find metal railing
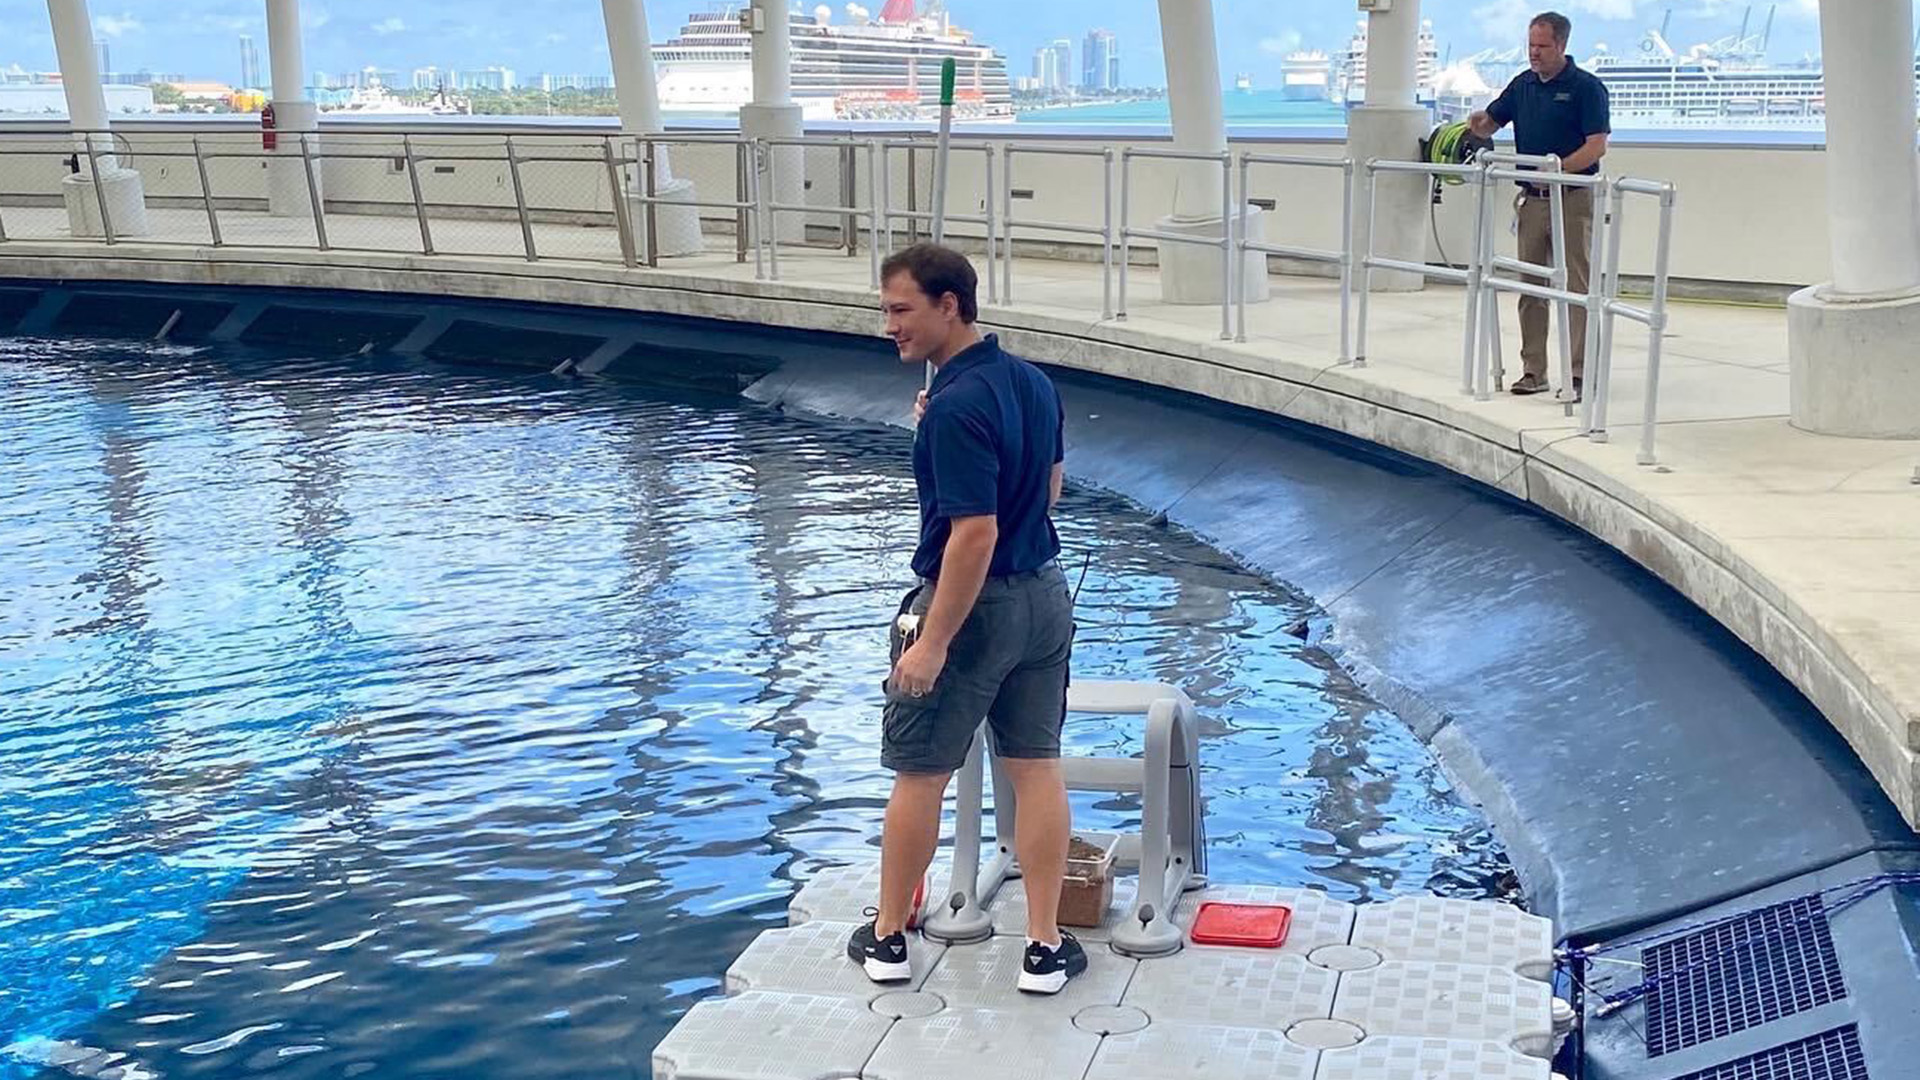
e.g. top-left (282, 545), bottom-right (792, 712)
top-left (1597, 177), bottom-right (1678, 465)
top-left (758, 135), bottom-right (882, 288)
top-left (0, 125), bottom-right (1680, 465)
top-left (1354, 158), bottom-right (1490, 386)
top-left (877, 137), bottom-right (997, 303)
top-left (997, 143), bottom-right (1114, 320)
top-left (1475, 152), bottom-right (1608, 412)
top-left (1117, 146), bottom-right (1235, 340)
top-left (1234, 153), bottom-right (1353, 358)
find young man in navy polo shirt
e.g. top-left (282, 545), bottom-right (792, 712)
top-left (844, 243), bottom-right (1085, 995)
top-left (1470, 10), bottom-right (1610, 402)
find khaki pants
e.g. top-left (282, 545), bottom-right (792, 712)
top-left (1515, 186), bottom-right (1593, 382)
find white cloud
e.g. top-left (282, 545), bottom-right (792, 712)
top-left (371, 17), bottom-right (405, 36)
top-left (93, 13), bottom-right (140, 38)
top-left (304, 8), bottom-right (332, 31)
top-left (544, 32), bottom-right (567, 45)
top-left (1472, 0), bottom-right (1532, 43)
top-left (845, 3), bottom-right (870, 22)
top-left (1259, 30), bottom-right (1303, 57)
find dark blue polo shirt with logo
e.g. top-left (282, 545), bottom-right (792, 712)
top-left (1487, 57), bottom-right (1610, 175)
top-left (911, 334), bottom-right (1064, 580)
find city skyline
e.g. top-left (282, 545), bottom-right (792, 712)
top-left (0, 0), bottom-right (1879, 95)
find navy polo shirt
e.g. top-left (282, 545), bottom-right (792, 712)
top-left (910, 334), bottom-right (1064, 580)
top-left (1486, 57), bottom-right (1610, 175)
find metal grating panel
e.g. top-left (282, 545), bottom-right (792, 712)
top-left (1671, 1026), bottom-right (1868, 1080)
top-left (1645, 896), bottom-right (1847, 1057)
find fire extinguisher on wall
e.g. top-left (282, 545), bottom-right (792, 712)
top-left (261, 103), bottom-right (277, 152)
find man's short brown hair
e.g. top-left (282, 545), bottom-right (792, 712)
top-left (881, 242), bottom-right (978, 324)
top-left (1532, 11), bottom-right (1571, 45)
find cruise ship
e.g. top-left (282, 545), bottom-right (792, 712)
top-left (653, 0), bottom-right (1013, 121)
top-left (1338, 18), bottom-right (1441, 107)
top-left (1278, 50), bottom-right (1332, 102)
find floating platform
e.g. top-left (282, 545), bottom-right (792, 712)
top-left (653, 860), bottom-right (1566, 1080)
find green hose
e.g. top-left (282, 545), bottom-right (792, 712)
top-left (1427, 120), bottom-right (1473, 185)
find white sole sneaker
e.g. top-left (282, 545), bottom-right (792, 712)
top-left (862, 956), bottom-right (913, 983)
top-left (1016, 968), bottom-right (1069, 995)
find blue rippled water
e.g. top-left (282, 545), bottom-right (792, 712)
top-left (0, 335), bottom-right (1511, 1079)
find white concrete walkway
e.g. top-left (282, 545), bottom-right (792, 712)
top-left (1, 207), bottom-right (1914, 825)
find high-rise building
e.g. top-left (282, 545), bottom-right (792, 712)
top-left (456, 67), bottom-right (516, 92)
top-left (1082, 29), bottom-right (1118, 91)
top-left (238, 35), bottom-right (260, 89)
top-left (95, 42), bottom-right (109, 79)
top-left (1031, 39), bottom-right (1071, 91)
top-left (537, 73), bottom-right (614, 92)
top-left (412, 66), bottom-right (442, 91)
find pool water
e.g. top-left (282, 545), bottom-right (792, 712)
top-left (0, 336), bottom-right (1511, 1079)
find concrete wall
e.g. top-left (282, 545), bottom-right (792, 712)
top-left (0, 120), bottom-right (1835, 289)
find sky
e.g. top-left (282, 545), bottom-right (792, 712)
top-left (0, 0), bottom-right (1865, 88)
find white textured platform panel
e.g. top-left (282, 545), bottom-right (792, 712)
top-left (654, 871), bottom-right (1559, 1080)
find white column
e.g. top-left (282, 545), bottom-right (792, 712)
top-left (741, 0), bottom-right (805, 242)
top-left (1364, 2), bottom-right (1419, 106)
top-left (1817, 0), bottom-right (1920, 297)
top-left (599, 0), bottom-right (703, 257)
top-left (264, 0), bottom-right (318, 218)
top-left (47, 0), bottom-right (147, 236)
top-left (1149, 0), bottom-right (1268, 306)
top-left (602, 0), bottom-right (665, 138)
top-left (1787, 0), bottom-right (1920, 437)
top-left (1346, 0), bottom-right (1427, 291)
top-left (1155, 0), bottom-right (1225, 218)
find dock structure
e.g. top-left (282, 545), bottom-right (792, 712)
top-left (655, 679), bottom-right (1565, 1080)
top-left (654, 868), bottom-right (1562, 1080)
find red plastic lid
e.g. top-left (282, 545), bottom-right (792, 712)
top-left (1189, 902), bottom-right (1293, 948)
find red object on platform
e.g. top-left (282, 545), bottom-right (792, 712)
top-left (1189, 902), bottom-right (1293, 948)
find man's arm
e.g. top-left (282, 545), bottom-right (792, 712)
top-left (1467, 109), bottom-right (1503, 139)
top-left (915, 515), bottom-right (997, 654)
top-left (1048, 462), bottom-right (1064, 510)
top-left (1561, 132), bottom-right (1608, 173)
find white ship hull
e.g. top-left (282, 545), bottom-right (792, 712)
top-left (655, 7), bottom-right (1013, 122)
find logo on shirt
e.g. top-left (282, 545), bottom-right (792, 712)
top-left (1553, 92), bottom-right (1572, 102)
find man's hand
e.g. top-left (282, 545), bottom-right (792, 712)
top-left (913, 389), bottom-right (928, 424)
top-left (891, 637), bottom-right (947, 699)
top-left (1468, 110), bottom-right (1500, 140)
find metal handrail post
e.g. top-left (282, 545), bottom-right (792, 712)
top-left (1638, 188), bottom-right (1677, 466)
top-left (191, 135), bottom-right (222, 247)
top-left (505, 135), bottom-right (537, 262)
top-left (644, 138), bottom-right (660, 269)
top-left (747, 140), bottom-right (765, 281)
top-left (762, 140), bottom-right (781, 281)
top-left (1338, 158), bottom-right (1355, 364)
top-left (1548, 176), bottom-right (1574, 414)
top-left (1234, 154), bottom-right (1250, 343)
top-left (1599, 184), bottom-right (1627, 445)
top-left (1101, 148), bottom-right (1115, 321)
top-left (603, 136), bottom-right (637, 269)
top-left (1002, 146), bottom-right (1016, 304)
top-left (1218, 151), bottom-right (1233, 341)
top-left (905, 144), bottom-right (918, 245)
top-left (83, 133), bottom-right (116, 244)
top-left (1353, 162), bottom-right (1376, 366)
top-left (841, 144), bottom-right (857, 255)
top-left (300, 133), bottom-right (328, 251)
top-left (1116, 149), bottom-right (1130, 321)
top-left (1579, 178), bottom-right (1611, 436)
top-left (401, 134), bottom-right (433, 254)
top-left (735, 141), bottom-right (749, 265)
top-left (1463, 156), bottom-right (1491, 395)
top-left (867, 139), bottom-right (882, 288)
top-left (983, 144), bottom-right (997, 304)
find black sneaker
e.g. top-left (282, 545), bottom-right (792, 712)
top-left (847, 913), bottom-right (911, 984)
top-left (1018, 932), bottom-right (1088, 995)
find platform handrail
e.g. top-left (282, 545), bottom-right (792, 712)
top-left (920, 677), bottom-right (1205, 958)
top-left (1355, 156), bottom-right (1494, 387)
top-left (875, 138), bottom-right (998, 304)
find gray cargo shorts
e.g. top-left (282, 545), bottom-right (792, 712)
top-left (881, 562), bottom-right (1074, 775)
